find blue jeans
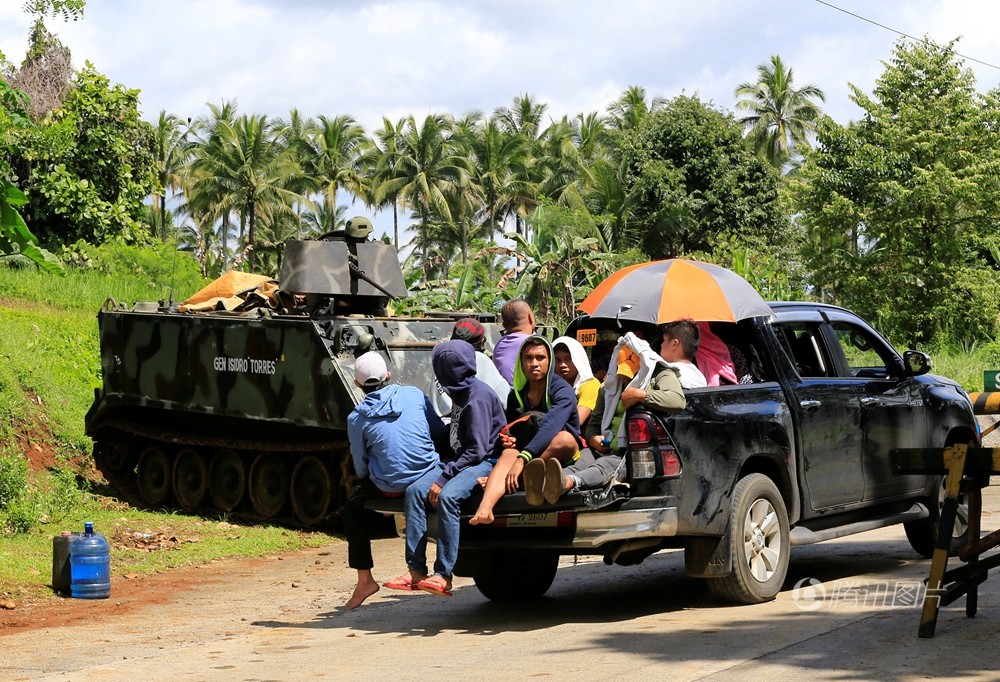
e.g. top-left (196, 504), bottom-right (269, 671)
top-left (404, 459), bottom-right (494, 580)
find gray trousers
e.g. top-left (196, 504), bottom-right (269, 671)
top-left (564, 449), bottom-right (624, 489)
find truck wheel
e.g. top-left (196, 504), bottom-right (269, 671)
top-left (904, 475), bottom-right (970, 559)
top-left (708, 473), bottom-right (789, 604)
top-left (472, 550), bottom-right (559, 602)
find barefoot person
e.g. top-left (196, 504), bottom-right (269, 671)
top-left (342, 352), bottom-right (443, 609)
top-left (399, 340), bottom-right (507, 597)
top-left (523, 333), bottom-right (687, 505)
top-left (470, 335), bottom-right (579, 524)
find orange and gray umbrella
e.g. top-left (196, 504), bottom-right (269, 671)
top-left (578, 259), bottom-right (772, 324)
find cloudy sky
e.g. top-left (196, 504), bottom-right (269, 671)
top-left (2, 0), bottom-right (999, 237)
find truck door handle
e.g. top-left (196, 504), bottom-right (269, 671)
top-left (860, 396), bottom-right (880, 407)
top-left (800, 399), bottom-right (822, 412)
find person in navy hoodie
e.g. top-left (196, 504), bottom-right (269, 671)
top-left (389, 340), bottom-right (508, 597)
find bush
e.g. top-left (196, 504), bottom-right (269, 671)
top-left (62, 238), bottom-right (207, 299)
top-left (4, 494), bottom-right (39, 534)
top-left (0, 449), bottom-right (28, 510)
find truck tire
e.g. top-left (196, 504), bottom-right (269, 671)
top-left (708, 473), bottom-right (790, 604)
top-left (472, 549), bottom-right (559, 602)
top-left (904, 475), bottom-right (970, 559)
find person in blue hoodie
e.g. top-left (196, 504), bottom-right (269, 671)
top-left (343, 351), bottom-right (444, 610)
top-left (390, 340), bottom-right (507, 597)
top-left (470, 334), bottom-right (580, 525)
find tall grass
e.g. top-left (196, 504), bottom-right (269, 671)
top-left (0, 266), bottom-right (188, 312)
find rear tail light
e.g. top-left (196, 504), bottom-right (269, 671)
top-left (627, 414), bottom-right (681, 479)
top-left (629, 418), bottom-right (652, 445)
top-left (661, 447), bottom-right (681, 477)
top-left (631, 450), bottom-right (657, 478)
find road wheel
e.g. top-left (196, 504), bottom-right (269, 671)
top-left (136, 446), bottom-right (172, 507)
top-left (249, 453), bottom-right (289, 519)
top-left (210, 449), bottom-right (246, 512)
top-left (472, 549), bottom-right (559, 602)
top-left (708, 473), bottom-right (789, 604)
top-left (173, 448), bottom-right (209, 511)
top-left (904, 475), bottom-right (970, 559)
top-left (290, 455), bottom-right (332, 526)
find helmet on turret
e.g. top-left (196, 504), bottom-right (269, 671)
top-left (345, 216), bottom-right (373, 241)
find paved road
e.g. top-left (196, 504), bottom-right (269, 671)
top-left (3, 489), bottom-right (1000, 681)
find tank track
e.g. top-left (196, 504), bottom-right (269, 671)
top-left (91, 420), bottom-right (354, 528)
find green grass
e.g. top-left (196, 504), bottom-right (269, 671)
top-left (0, 266), bottom-right (183, 312)
top-left (0, 264), bottom-right (333, 603)
top-left (0, 492), bottom-right (331, 601)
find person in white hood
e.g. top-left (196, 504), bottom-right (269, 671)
top-left (552, 336), bottom-right (601, 429)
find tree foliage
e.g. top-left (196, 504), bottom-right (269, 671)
top-left (791, 38), bottom-right (1000, 346)
top-left (618, 96), bottom-right (788, 261)
top-left (26, 65), bottom-right (157, 245)
top-left (735, 55), bottom-right (825, 170)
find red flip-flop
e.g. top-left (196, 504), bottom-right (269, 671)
top-left (383, 577), bottom-right (422, 591)
top-left (417, 578), bottom-right (453, 598)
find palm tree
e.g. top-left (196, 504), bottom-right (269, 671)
top-left (493, 95), bottom-right (547, 236)
top-left (301, 114), bottom-right (370, 230)
top-left (186, 100), bottom-right (239, 270)
top-left (735, 55), bottom-right (825, 169)
top-left (379, 114), bottom-right (470, 279)
top-left (607, 85), bottom-right (666, 132)
top-left (364, 116), bottom-right (408, 249)
top-left (151, 110), bottom-right (192, 240)
top-left (196, 114), bottom-right (303, 271)
top-left (275, 108), bottom-right (320, 239)
top-left (301, 198), bottom-right (348, 238)
top-left (455, 116), bottom-right (532, 242)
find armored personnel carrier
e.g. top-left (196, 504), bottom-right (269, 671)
top-left (85, 217), bottom-right (498, 526)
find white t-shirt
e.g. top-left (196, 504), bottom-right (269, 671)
top-left (670, 361), bottom-right (707, 389)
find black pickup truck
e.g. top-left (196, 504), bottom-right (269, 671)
top-left (370, 302), bottom-right (978, 604)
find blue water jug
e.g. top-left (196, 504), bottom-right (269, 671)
top-left (70, 521), bottom-right (111, 599)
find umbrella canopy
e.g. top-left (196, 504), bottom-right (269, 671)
top-left (578, 259), bottom-right (772, 324)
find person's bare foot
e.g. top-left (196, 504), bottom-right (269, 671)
top-left (475, 476), bottom-right (488, 488)
top-left (563, 476), bottom-right (574, 493)
top-left (469, 508), bottom-right (494, 525)
top-left (346, 574), bottom-right (380, 610)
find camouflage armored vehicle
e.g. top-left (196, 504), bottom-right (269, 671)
top-left (85, 217), bottom-right (498, 526)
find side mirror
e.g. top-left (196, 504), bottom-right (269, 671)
top-left (903, 350), bottom-right (931, 377)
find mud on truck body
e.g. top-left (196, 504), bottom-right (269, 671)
top-left (369, 302), bottom-right (978, 604)
top-left (85, 232), bottom-right (502, 527)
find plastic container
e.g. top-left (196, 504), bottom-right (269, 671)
top-left (51, 531), bottom-right (77, 595)
top-left (69, 521), bottom-right (111, 599)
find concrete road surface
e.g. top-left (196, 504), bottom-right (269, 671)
top-left (2, 488), bottom-right (1000, 681)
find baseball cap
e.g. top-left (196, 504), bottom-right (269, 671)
top-left (354, 351), bottom-right (388, 388)
top-left (616, 347), bottom-right (640, 380)
top-left (451, 317), bottom-right (486, 350)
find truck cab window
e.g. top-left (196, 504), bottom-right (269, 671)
top-left (776, 322), bottom-right (830, 378)
top-left (830, 321), bottom-right (893, 379)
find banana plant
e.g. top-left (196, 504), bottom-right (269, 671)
top-left (0, 179), bottom-right (64, 274)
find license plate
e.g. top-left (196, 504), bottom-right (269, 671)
top-left (492, 511), bottom-right (573, 528)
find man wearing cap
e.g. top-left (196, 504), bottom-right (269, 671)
top-left (342, 351), bottom-right (444, 609)
top-left (492, 299), bottom-right (535, 385)
top-left (430, 317), bottom-right (510, 420)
